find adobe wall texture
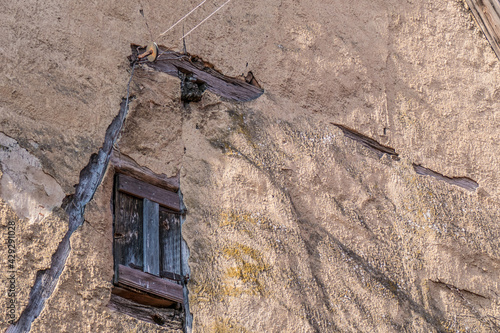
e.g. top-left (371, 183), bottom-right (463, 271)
top-left (1, 0), bottom-right (499, 332)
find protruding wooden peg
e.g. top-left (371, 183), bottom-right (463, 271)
top-left (138, 42), bottom-right (158, 62)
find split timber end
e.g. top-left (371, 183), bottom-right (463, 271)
top-left (130, 44), bottom-right (264, 102)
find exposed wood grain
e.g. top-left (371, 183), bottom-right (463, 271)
top-left (117, 264), bottom-right (184, 303)
top-left (160, 211), bottom-right (182, 279)
top-left (111, 149), bottom-right (179, 192)
top-left (108, 294), bottom-right (183, 329)
top-left (143, 198), bottom-right (160, 276)
top-left (413, 164), bottom-right (479, 191)
top-left (118, 173), bottom-right (181, 212)
top-left (112, 286), bottom-right (175, 308)
top-left (333, 124), bottom-right (399, 159)
top-left (114, 190), bottom-right (143, 283)
top-left (465, 0), bottom-right (500, 59)
top-left (130, 44), bottom-right (264, 102)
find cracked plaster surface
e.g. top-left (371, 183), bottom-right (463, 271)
top-left (0, 132), bottom-right (65, 224)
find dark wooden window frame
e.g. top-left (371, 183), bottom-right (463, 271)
top-left (112, 172), bottom-right (184, 308)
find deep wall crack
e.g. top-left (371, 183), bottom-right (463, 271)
top-left (6, 94), bottom-right (134, 333)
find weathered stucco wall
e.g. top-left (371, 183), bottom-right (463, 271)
top-left (1, 0), bottom-right (500, 332)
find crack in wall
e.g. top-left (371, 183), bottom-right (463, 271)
top-left (6, 96), bottom-right (133, 333)
top-left (333, 124), bottom-right (479, 192)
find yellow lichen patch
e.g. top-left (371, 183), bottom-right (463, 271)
top-left (217, 209), bottom-right (277, 236)
top-left (222, 243), bottom-right (270, 296)
top-left (218, 210), bottom-right (268, 228)
top-left (211, 317), bottom-right (251, 333)
top-left (190, 278), bottom-right (225, 304)
top-left (219, 210), bottom-right (258, 228)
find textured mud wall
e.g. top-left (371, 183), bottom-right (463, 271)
top-left (1, 0), bottom-right (500, 332)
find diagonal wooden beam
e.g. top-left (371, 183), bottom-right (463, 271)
top-left (465, 0), bottom-right (500, 59)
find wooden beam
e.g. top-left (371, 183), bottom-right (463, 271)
top-left (413, 164), bottom-right (479, 191)
top-left (117, 173), bottom-right (181, 212)
top-left (117, 264), bottom-right (184, 303)
top-left (333, 124), bottom-right (399, 159)
top-left (111, 149), bottom-right (179, 192)
top-left (112, 286), bottom-right (175, 308)
top-left (465, 0), bottom-right (500, 59)
top-left (108, 294), bottom-right (183, 329)
top-left (130, 45), bottom-right (264, 102)
top-left (143, 198), bottom-right (160, 276)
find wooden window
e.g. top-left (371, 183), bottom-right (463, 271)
top-left (112, 173), bottom-right (184, 309)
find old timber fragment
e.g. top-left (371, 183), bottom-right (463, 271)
top-left (465, 0), bottom-right (500, 59)
top-left (333, 124), bottom-right (399, 159)
top-left (108, 294), bottom-right (183, 329)
top-left (130, 44), bottom-right (264, 102)
top-left (413, 164), bottom-right (479, 191)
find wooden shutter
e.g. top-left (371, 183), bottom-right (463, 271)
top-left (113, 173), bottom-right (184, 304)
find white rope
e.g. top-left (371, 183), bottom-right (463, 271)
top-left (180, 0), bottom-right (231, 40)
top-left (158, 0), bottom-right (207, 38)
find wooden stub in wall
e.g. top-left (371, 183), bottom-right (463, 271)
top-left (130, 44), bottom-right (265, 102)
top-left (117, 173), bottom-right (181, 212)
top-left (465, 0), bottom-right (500, 59)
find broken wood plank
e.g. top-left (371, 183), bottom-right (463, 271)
top-left (130, 44), bottom-right (264, 102)
top-left (108, 294), bottom-right (183, 329)
top-left (413, 164), bottom-right (479, 191)
top-left (111, 149), bottom-right (180, 192)
top-left (143, 199), bottom-right (160, 276)
top-left (465, 0), bottom-right (500, 59)
top-left (117, 173), bottom-right (181, 212)
top-left (117, 264), bottom-right (184, 303)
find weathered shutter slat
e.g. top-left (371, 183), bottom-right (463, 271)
top-left (159, 210), bottom-right (182, 278)
top-left (114, 190), bottom-right (143, 282)
top-left (118, 173), bottom-right (181, 212)
top-left (143, 198), bottom-right (160, 276)
top-left (117, 264), bottom-right (184, 303)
